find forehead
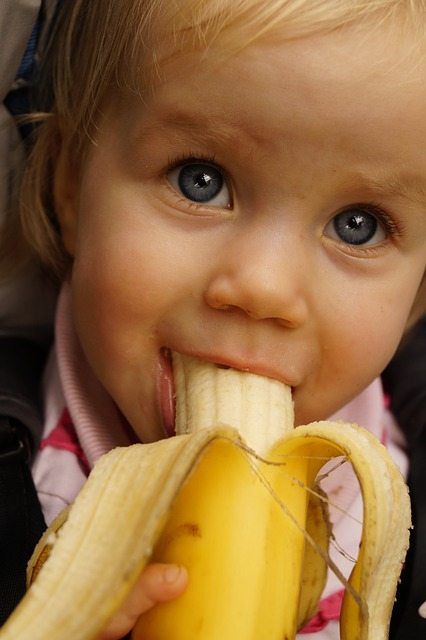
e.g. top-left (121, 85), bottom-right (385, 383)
top-left (110, 19), bottom-right (426, 228)
top-left (139, 8), bottom-right (424, 107)
top-left (122, 1), bottom-right (424, 98)
top-left (137, 19), bottom-right (426, 146)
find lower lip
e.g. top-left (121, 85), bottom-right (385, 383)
top-left (158, 348), bottom-right (176, 437)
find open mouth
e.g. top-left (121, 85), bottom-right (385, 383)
top-left (158, 349), bottom-right (232, 438)
top-left (158, 348), bottom-right (176, 438)
top-left (158, 349), bottom-right (234, 438)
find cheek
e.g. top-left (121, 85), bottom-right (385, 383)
top-left (69, 250), bottom-right (163, 429)
top-left (68, 200), bottom-right (207, 372)
top-left (325, 279), bottom-right (418, 387)
top-left (70, 241), bottom-right (166, 364)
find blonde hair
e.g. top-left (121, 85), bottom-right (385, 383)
top-left (3, 0), bottom-right (425, 278)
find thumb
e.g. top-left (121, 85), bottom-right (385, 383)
top-left (97, 563), bottom-right (188, 639)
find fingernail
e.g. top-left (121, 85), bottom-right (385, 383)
top-left (163, 565), bottom-right (182, 584)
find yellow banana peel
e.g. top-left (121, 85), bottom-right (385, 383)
top-left (0, 353), bottom-right (411, 640)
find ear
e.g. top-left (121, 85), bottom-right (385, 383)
top-left (53, 141), bottom-right (79, 257)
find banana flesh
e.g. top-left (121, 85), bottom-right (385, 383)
top-left (173, 353), bottom-right (294, 455)
top-left (0, 354), bottom-right (410, 640)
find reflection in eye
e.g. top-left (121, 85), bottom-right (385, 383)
top-left (168, 162), bottom-right (231, 207)
top-left (325, 208), bottom-right (386, 246)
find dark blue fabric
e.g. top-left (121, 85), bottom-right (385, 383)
top-left (4, 8), bottom-right (42, 137)
top-left (16, 11), bottom-right (43, 82)
top-left (5, 1), bottom-right (64, 136)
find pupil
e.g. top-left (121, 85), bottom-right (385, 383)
top-left (348, 214), bottom-right (364, 229)
top-left (195, 173), bottom-right (212, 188)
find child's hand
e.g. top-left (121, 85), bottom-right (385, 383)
top-left (97, 563), bottom-right (187, 640)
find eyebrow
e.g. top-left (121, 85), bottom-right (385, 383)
top-left (360, 174), bottom-right (426, 206)
top-left (136, 107), bottom-right (259, 152)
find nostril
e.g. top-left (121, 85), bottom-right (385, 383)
top-left (205, 270), bottom-right (307, 327)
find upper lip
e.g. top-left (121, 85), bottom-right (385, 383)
top-left (171, 347), bottom-right (299, 388)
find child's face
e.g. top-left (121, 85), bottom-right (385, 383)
top-left (58, 19), bottom-right (426, 441)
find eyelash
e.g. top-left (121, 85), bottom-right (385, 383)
top-left (360, 203), bottom-right (401, 235)
top-left (167, 152), bottom-right (219, 170)
top-left (348, 203), bottom-right (402, 239)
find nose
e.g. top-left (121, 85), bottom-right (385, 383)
top-left (204, 227), bottom-right (309, 328)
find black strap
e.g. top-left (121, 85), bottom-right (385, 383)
top-left (0, 336), bottom-right (48, 452)
top-left (0, 416), bottom-right (46, 625)
top-left (390, 438), bottom-right (426, 638)
top-left (0, 337), bottom-right (48, 624)
top-left (383, 318), bottom-right (426, 638)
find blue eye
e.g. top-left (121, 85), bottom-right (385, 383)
top-left (325, 207), bottom-right (386, 246)
top-left (168, 162), bottom-right (231, 207)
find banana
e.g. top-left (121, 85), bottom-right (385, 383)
top-left (0, 353), bottom-right (410, 640)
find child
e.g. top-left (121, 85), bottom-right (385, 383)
top-left (5, 0), bottom-right (426, 638)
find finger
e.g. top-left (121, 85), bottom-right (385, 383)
top-left (97, 563), bottom-right (188, 640)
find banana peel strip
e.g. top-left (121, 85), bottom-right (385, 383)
top-left (271, 421), bottom-right (410, 640)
